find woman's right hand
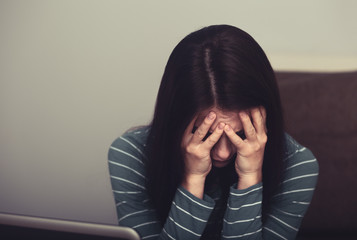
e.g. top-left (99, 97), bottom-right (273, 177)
top-left (181, 112), bottom-right (225, 198)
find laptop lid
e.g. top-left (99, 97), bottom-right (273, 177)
top-left (0, 212), bottom-right (140, 240)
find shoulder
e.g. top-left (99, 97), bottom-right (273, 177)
top-left (278, 133), bottom-right (319, 195)
top-left (266, 135), bottom-right (319, 236)
top-left (269, 133), bottom-right (320, 207)
top-left (283, 133), bottom-right (319, 174)
top-left (108, 125), bottom-right (150, 170)
top-left (110, 126), bottom-right (150, 154)
top-left (108, 127), bottom-right (151, 204)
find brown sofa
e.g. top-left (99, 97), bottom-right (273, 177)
top-left (275, 71), bottom-right (357, 240)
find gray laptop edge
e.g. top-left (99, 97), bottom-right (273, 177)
top-left (0, 212), bottom-right (140, 240)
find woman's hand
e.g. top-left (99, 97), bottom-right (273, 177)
top-left (224, 107), bottom-right (267, 189)
top-left (181, 111), bottom-right (225, 198)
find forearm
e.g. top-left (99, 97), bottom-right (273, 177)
top-left (162, 186), bottom-right (215, 239)
top-left (222, 183), bottom-right (263, 239)
top-left (181, 174), bottom-right (206, 199)
top-left (237, 171), bottom-right (262, 190)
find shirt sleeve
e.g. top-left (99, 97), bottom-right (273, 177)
top-left (263, 146), bottom-right (319, 239)
top-left (221, 145), bottom-right (319, 239)
top-left (222, 183), bottom-right (264, 239)
top-left (108, 130), bottom-right (215, 239)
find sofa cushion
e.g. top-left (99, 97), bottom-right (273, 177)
top-left (275, 71), bottom-right (357, 235)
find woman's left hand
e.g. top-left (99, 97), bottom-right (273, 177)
top-left (224, 106), bottom-right (267, 189)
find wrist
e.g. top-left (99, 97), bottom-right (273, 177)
top-left (237, 171), bottom-right (262, 190)
top-left (182, 174), bottom-right (206, 199)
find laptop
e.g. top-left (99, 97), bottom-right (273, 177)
top-left (0, 212), bottom-right (141, 240)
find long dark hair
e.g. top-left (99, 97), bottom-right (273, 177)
top-left (145, 25), bottom-right (285, 225)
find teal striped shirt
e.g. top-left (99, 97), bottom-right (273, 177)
top-left (108, 126), bottom-right (318, 239)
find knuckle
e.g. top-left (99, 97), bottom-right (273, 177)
top-left (260, 134), bottom-right (268, 143)
top-left (235, 139), bottom-right (243, 146)
top-left (206, 137), bottom-right (216, 146)
top-left (253, 143), bottom-right (261, 151)
top-left (185, 145), bottom-right (206, 159)
top-left (185, 145), bottom-right (195, 154)
top-left (248, 127), bottom-right (256, 135)
top-left (196, 129), bottom-right (205, 138)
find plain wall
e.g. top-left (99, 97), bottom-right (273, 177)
top-left (1, 0), bottom-right (356, 225)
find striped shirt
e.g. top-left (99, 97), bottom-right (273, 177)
top-left (108, 126), bottom-right (319, 239)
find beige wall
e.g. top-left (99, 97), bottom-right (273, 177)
top-left (0, 0), bottom-right (356, 224)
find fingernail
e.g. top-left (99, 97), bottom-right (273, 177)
top-left (208, 112), bottom-right (215, 120)
top-left (225, 125), bottom-right (231, 131)
top-left (240, 112), bottom-right (247, 118)
top-left (218, 122), bottom-right (224, 129)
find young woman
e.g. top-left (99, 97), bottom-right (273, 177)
top-left (108, 25), bottom-right (319, 239)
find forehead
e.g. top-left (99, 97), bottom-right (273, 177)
top-left (196, 107), bottom-right (243, 131)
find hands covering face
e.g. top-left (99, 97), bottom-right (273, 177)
top-left (181, 107), bottom-right (267, 179)
top-left (224, 107), bottom-right (267, 177)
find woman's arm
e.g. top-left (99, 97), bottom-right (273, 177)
top-left (221, 107), bottom-right (319, 239)
top-left (221, 139), bottom-right (319, 239)
top-left (181, 111), bottom-right (225, 199)
top-left (108, 129), bottom-right (216, 239)
top-left (263, 144), bottom-right (319, 239)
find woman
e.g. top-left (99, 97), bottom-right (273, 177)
top-left (108, 25), bottom-right (319, 239)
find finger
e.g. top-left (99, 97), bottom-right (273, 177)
top-left (224, 124), bottom-right (244, 149)
top-left (251, 107), bottom-right (265, 135)
top-left (239, 111), bottom-right (257, 141)
top-left (203, 122), bottom-right (225, 150)
top-left (191, 111), bottom-right (216, 144)
top-left (259, 106), bottom-right (268, 133)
